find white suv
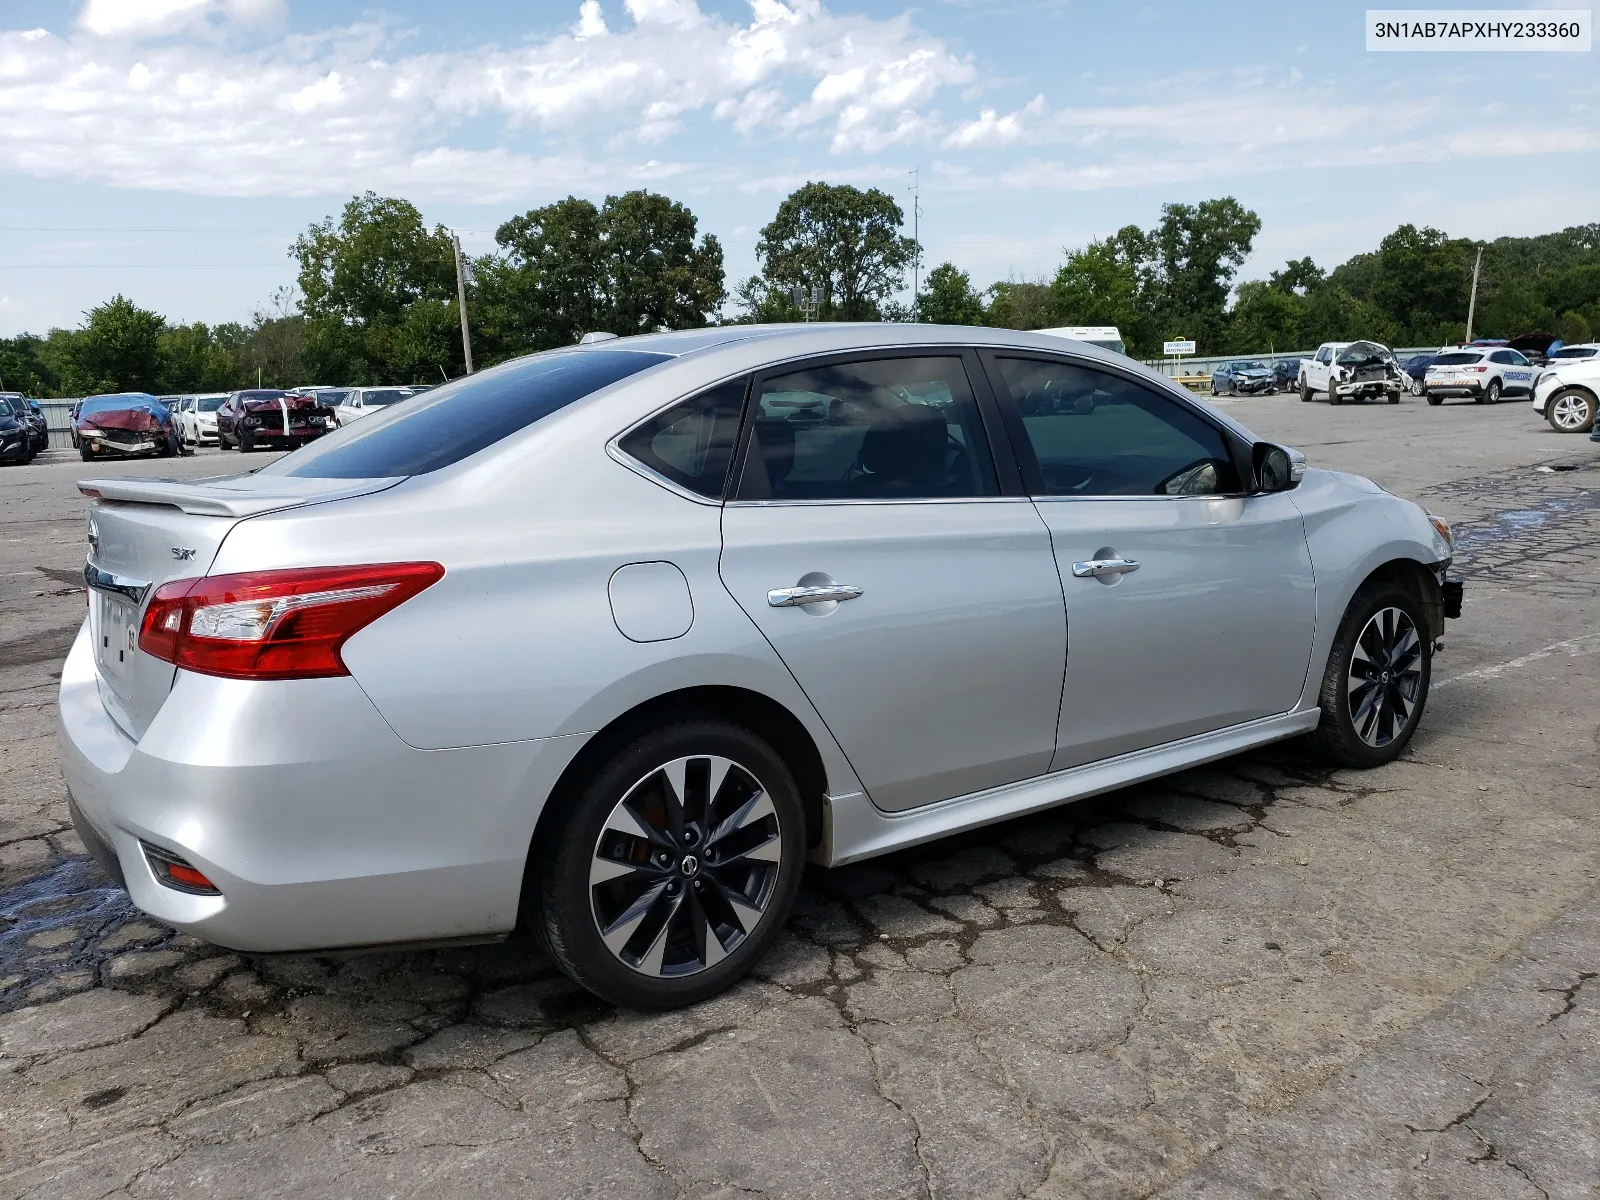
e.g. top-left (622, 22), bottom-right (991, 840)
top-left (1423, 348), bottom-right (1534, 406)
top-left (1533, 354), bottom-right (1600, 433)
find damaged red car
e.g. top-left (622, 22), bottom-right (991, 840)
top-left (75, 393), bottom-right (185, 463)
top-left (216, 390), bottom-right (337, 452)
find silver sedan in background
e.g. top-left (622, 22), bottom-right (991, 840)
top-left (60, 325), bottom-right (1460, 1009)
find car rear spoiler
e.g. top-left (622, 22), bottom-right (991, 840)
top-left (77, 476), bottom-right (401, 517)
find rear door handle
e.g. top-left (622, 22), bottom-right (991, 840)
top-left (1071, 557), bottom-right (1140, 579)
top-left (767, 584), bottom-right (864, 607)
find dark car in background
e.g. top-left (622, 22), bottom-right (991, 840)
top-left (1271, 359), bottom-right (1301, 390)
top-left (216, 389), bottom-right (335, 452)
top-left (1400, 354), bottom-right (1437, 396)
top-left (75, 394), bottom-right (184, 462)
top-left (0, 393), bottom-right (47, 458)
top-left (0, 409), bottom-right (31, 465)
top-left (1210, 360), bottom-right (1277, 395)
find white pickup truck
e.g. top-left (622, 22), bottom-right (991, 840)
top-left (1299, 341), bottom-right (1403, 405)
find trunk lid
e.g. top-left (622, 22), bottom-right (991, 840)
top-left (80, 472), bottom-right (401, 739)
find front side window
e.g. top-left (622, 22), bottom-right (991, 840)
top-left (263, 349), bottom-right (670, 479)
top-left (1316, 347), bottom-right (1331, 363)
top-left (993, 358), bottom-right (1241, 497)
top-left (618, 378), bottom-right (747, 499)
top-left (736, 356), bottom-right (996, 501)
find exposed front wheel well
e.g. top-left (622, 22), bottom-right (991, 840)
top-left (1357, 558), bottom-right (1445, 642)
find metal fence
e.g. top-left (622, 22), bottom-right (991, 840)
top-left (39, 401), bottom-right (81, 450)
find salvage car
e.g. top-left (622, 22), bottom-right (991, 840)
top-left (1210, 360), bottom-right (1277, 395)
top-left (1422, 347), bottom-right (1534, 405)
top-left (175, 394), bottom-right (230, 447)
top-left (331, 386), bottom-right (415, 428)
top-left (1532, 354), bottom-right (1600, 433)
top-left (216, 390), bottom-right (335, 452)
top-left (61, 324), bottom-right (1461, 1010)
top-left (75, 394), bottom-right (184, 461)
top-left (1300, 342), bottom-right (1403, 404)
top-left (0, 393), bottom-right (48, 457)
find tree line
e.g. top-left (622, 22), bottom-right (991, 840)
top-left (6, 183), bottom-right (1599, 397)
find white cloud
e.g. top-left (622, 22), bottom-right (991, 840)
top-left (78, 0), bottom-right (285, 39)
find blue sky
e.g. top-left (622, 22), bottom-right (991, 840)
top-left (1, 0), bottom-right (1595, 335)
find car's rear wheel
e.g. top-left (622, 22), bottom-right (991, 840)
top-left (531, 716), bottom-right (806, 1009)
top-left (1311, 580), bottom-right (1431, 768)
top-left (1547, 388), bottom-right (1596, 433)
top-left (1486, 379), bottom-right (1502, 404)
top-left (239, 428), bottom-right (256, 452)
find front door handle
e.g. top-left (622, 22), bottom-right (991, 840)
top-left (767, 584), bottom-right (864, 607)
top-left (1071, 557), bottom-right (1140, 579)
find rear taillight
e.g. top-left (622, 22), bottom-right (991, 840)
top-left (139, 562), bottom-right (444, 680)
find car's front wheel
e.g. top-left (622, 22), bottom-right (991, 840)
top-left (531, 716), bottom-right (806, 1009)
top-left (1300, 381), bottom-right (1313, 402)
top-left (1311, 580), bottom-right (1432, 768)
top-left (1546, 388), bottom-right (1597, 433)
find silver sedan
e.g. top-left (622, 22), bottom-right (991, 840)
top-left (60, 325), bottom-right (1461, 1009)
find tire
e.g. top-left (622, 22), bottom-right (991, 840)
top-left (1310, 580), bottom-right (1432, 768)
top-left (1387, 390), bottom-right (1400, 405)
top-left (531, 715), bottom-right (807, 1010)
top-left (1300, 381), bottom-right (1313, 403)
top-left (80, 443), bottom-right (96, 461)
top-left (1210, 382), bottom-right (1218, 395)
top-left (1486, 379), bottom-right (1502, 404)
top-left (239, 428), bottom-right (256, 453)
top-left (1410, 379), bottom-right (1423, 396)
top-left (1546, 388), bottom-right (1596, 433)
top-left (1329, 388), bottom-right (1341, 406)
top-left (1427, 393), bottom-right (1443, 406)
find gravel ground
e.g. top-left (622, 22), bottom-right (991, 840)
top-left (1, 397), bottom-right (1596, 1199)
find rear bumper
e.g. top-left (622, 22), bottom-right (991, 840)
top-left (1424, 382), bottom-right (1481, 398)
top-left (57, 622), bottom-right (588, 953)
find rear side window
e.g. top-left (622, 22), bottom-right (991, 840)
top-left (735, 356), bottom-right (997, 501)
top-left (618, 379), bottom-right (748, 498)
top-left (1489, 351), bottom-right (1513, 364)
top-left (265, 350), bottom-right (670, 479)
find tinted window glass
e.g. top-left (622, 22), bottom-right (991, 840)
top-left (1489, 351), bottom-right (1513, 364)
top-left (264, 350), bottom-right (669, 479)
top-left (1550, 347), bottom-right (1596, 360)
top-left (197, 397), bottom-right (226, 412)
top-left (363, 389), bottom-right (411, 407)
top-left (995, 359), bottom-right (1241, 497)
top-left (1507, 350), bottom-right (1529, 365)
top-left (1433, 352), bottom-right (1481, 366)
top-left (736, 357), bottom-right (996, 501)
top-left (619, 379), bottom-right (747, 498)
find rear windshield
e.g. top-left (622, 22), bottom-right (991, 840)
top-left (363, 389), bottom-right (411, 407)
top-left (1549, 347), bottom-right (1596, 360)
top-left (197, 397), bottom-right (227, 412)
top-left (263, 349), bottom-right (670, 479)
top-left (1432, 352), bottom-right (1481, 366)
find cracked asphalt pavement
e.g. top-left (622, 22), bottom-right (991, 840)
top-left (2, 398), bottom-right (1597, 1198)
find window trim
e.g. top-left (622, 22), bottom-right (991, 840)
top-left (974, 348), bottom-right (1257, 502)
top-left (726, 346), bottom-right (1012, 506)
top-left (606, 372), bottom-right (754, 506)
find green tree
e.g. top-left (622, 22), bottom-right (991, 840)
top-left (293, 193), bottom-right (460, 384)
top-left (1226, 280), bottom-right (1307, 354)
top-left (1365, 225), bottom-right (1471, 341)
top-left (916, 262), bottom-right (985, 325)
top-left (61, 295), bottom-right (166, 394)
top-left (1268, 257), bottom-right (1325, 295)
top-left (1050, 227), bottom-right (1147, 342)
top-left (1556, 310), bottom-right (1593, 346)
top-left (482, 191), bottom-right (724, 358)
top-left (753, 182), bottom-right (916, 321)
top-left (1148, 197), bottom-right (1261, 352)
top-left (983, 280), bottom-right (1058, 331)
top-left (158, 322), bottom-right (239, 393)
top-left (0, 334), bottom-right (59, 396)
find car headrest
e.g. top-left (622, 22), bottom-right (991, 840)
top-left (858, 405), bottom-right (946, 492)
top-left (753, 416), bottom-right (796, 484)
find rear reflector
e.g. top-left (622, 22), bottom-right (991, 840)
top-left (139, 562), bottom-right (444, 681)
top-left (142, 842), bottom-right (221, 895)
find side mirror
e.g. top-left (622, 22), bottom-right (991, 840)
top-left (1253, 443), bottom-right (1301, 493)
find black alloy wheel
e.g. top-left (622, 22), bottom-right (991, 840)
top-left (1311, 580), bottom-right (1431, 767)
top-left (532, 716), bottom-right (806, 1009)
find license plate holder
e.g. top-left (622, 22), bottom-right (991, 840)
top-left (94, 593), bottom-right (138, 683)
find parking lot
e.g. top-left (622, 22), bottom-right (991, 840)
top-left (1, 395), bottom-right (1596, 1198)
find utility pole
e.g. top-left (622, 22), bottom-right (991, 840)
top-left (1464, 245), bottom-right (1483, 343)
top-left (452, 232), bottom-right (474, 375)
top-left (908, 166), bottom-right (923, 317)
